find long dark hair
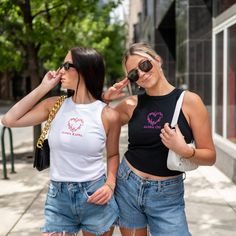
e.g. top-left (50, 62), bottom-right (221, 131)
top-left (67, 47), bottom-right (105, 100)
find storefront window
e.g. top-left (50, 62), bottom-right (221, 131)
top-left (227, 24), bottom-right (236, 143)
top-left (215, 32), bottom-right (224, 136)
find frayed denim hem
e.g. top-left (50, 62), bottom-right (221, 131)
top-left (81, 218), bottom-right (117, 236)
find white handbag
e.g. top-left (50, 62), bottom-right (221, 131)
top-left (167, 91), bottom-right (198, 172)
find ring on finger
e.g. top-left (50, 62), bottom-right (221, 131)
top-left (170, 130), bottom-right (174, 135)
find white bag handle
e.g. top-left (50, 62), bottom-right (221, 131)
top-left (171, 91), bottom-right (185, 127)
top-left (167, 90), bottom-right (198, 171)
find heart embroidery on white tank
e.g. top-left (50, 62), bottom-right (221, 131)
top-left (68, 118), bottom-right (84, 133)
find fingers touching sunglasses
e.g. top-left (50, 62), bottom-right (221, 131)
top-left (127, 60), bottom-right (153, 82)
top-left (60, 62), bottom-right (76, 71)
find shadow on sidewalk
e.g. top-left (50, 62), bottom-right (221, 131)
top-left (0, 151), bottom-right (34, 168)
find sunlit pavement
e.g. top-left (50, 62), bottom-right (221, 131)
top-left (1, 101), bottom-right (236, 236)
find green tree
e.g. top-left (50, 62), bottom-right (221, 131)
top-left (0, 0), bottom-right (126, 86)
top-left (0, 0), bottom-right (127, 145)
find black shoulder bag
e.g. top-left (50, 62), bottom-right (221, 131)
top-left (33, 95), bottom-right (66, 171)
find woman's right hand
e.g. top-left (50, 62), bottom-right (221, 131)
top-left (103, 77), bottom-right (129, 102)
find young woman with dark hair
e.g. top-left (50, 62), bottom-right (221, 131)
top-left (2, 46), bottom-right (121, 236)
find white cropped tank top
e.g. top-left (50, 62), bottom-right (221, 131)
top-left (48, 97), bottom-right (107, 182)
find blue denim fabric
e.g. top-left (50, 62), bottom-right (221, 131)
top-left (115, 158), bottom-right (191, 236)
top-left (41, 175), bottom-right (119, 235)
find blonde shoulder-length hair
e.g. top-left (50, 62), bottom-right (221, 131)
top-left (122, 42), bottom-right (163, 71)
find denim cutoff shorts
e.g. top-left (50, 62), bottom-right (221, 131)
top-left (115, 158), bottom-right (191, 236)
top-left (41, 175), bottom-right (119, 235)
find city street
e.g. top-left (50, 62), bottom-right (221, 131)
top-left (1, 0), bottom-right (236, 235)
top-left (1, 104), bottom-right (236, 235)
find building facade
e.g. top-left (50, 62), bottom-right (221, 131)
top-left (127, 0), bottom-right (236, 182)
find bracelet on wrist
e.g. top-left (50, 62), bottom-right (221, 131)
top-left (186, 147), bottom-right (195, 159)
top-left (105, 183), bottom-right (115, 192)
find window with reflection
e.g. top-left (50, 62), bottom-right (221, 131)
top-left (176, 0), bottom-right (187, 77)
top-left (227, 24), bottom-right (236, 143)
top-left (215, 32), bottom-right (224, 136)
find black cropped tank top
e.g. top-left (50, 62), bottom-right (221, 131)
top-left (125, 88), bottom-right (193, 176)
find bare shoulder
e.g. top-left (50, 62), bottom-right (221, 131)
top-left (183, 90), bottom-right (207, 115)
top-left (111, 95), bottom-right (137, 125)
top-left (124, 95), bottom-right (137, 105)
top-left (102, 105), bottom-right (120, 124)
top-left (101, 105), bottom-right (121, 134)
top-left (184, 91), bottom-right (205, 107)
top-left (184, 90), bottom-right (203, 103)
top-left (115, 95), bottom-right (137, 110)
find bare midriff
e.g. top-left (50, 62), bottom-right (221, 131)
top-left (125, 158), bottom-right (180, 181)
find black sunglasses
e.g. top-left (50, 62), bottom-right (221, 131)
top-left (60, 62), bottom-right (76, 71)
top-left (127, 59), bottom-right (153, 82)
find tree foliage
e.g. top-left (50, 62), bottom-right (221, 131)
top-left (0, 0), bottom-right (127, 88)
top-left (0, 0), bottom-right (127, 146)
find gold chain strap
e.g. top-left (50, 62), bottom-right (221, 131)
top-left (36, 95), bottom-right (67, 149)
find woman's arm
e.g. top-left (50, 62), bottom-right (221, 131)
top-left (1, 70), bottom-right (61, 127)
top-left (184, 91), bottom-right (216, 165)
top-left (104, 107), bottom-right (121, 188)
top-left (87, 106), bottom-right (121, 205)
top-left (160, 91), bottom-right (216, 166)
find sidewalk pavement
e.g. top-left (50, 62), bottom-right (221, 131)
top-left (1, 103), bottom-right (236, 235)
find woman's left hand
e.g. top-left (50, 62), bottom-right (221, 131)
top-left (87, 184), bottom-right (114, 205)
top-left (160, 123), bottom-right (189, 155)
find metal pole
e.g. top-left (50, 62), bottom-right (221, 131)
top-left (8, 128), bottom-right (16, 173)
top-left (1, 127), bottom-right (8, 179)
top-left (1, 126), bottom-right (16, 179)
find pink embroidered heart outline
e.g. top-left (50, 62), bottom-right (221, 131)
top-left (147, 112), bottom-right (163, 126)
top-left (68, 118), bottom-right (84, 133)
